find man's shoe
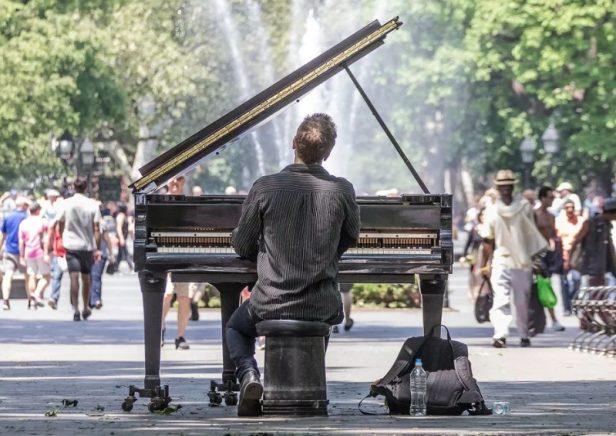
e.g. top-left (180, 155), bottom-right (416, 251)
top-left (552, 321), bottom-right (565, 332)
top-left (73, 312), bottom-right (81, 322)
top-left (492, 337), bottom-right (506, 348)
top-left (82, 308), bottom-right (92, 320)
top-left (47, 299), bottom-right (57, 310)
top-left (94, 300), bottom-right (103, 310)
top-left (238, 370), bottom-right (263, 417)
top-left (161, 327), bottom-right (166, 348)
top-left (190, 301), bottom-right (199, 321)
top-left (520, 338), bottom-right (531, 347)
top-left (344, 318), bottom-right (354, 332)
top-left (175, 336), bottom-right (190, 350)
top-left (332, 325), bottom-right (339, 334)
top-left (1, 300), bottom-right (10, 311)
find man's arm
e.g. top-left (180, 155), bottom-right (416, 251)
top-left (337, 190), bottom-right (360, 257)
top-left (231, 186), bottom-right (261, 261)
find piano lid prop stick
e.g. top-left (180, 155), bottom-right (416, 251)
top-left (342, 63), bottom-right (430, 195)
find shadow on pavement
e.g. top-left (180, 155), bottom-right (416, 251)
top-left (0, 358), bottom-right (614, 434)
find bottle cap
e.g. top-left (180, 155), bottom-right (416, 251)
top-left (415, 358), bottom-right (422, 366)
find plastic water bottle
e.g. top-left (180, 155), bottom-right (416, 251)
top-left (409, 358), bottom-right (427, 416)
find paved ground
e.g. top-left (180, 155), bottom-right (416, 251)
top-left (0, 267), bottom-right (614, 435)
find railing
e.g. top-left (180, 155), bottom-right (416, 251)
top-left (569, 286), bottom-right (616, 357)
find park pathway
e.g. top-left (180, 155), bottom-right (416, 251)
top-left (0, 267), bottom-right (614, 434)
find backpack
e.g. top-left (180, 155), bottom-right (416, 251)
top-left (361, 325), bottom-right (491, 416)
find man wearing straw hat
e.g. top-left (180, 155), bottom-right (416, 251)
top-left (480, 170), bottom-right (548, 348)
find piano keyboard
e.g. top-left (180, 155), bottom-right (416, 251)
top-left (156, 246), bottom-right (432, 255)
top-left (151, 231), bottom-right (438, 251)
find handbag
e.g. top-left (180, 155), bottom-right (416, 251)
top-left (360, 325), bottom-right (491, 416)
top-left (474, 278), bottom-right (493, 323)
top-left (536, 275), bottom-right (557, 308)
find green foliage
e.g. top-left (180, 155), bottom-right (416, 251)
top-left (351, 283), bottom-right (421, 308)
top-left (0, 0), bottom-right (613, 195)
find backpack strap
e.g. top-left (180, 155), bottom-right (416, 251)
top-left (375, 336), bottom-right (427, 387)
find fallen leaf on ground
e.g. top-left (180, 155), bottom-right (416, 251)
top-left (154, 404), bottom-right (183, 415)
top-left (44, 409), bottom-right (59, 417)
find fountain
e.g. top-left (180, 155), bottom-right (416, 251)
top-left (214, 0), bottom-right (266, 176)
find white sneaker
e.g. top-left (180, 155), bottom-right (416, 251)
top-left (552, 321), bottom-right (565, 332)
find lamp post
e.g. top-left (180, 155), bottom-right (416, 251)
top-left (52, 131), bottom-right (76, 164)
top-left (519, 136), bottom-right (536, 188)
top-left (542, 123), bottom-right (560, 154)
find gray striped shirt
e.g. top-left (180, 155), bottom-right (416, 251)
top-left (231, 163), bottom-right (361, 323)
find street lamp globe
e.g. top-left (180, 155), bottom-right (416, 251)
top-left (542, 123), bottom-right (559, 154)
top-left (519, 136), bottom-right (536, 164)
top-left (57, 131), bottom-right (75, 161)
top-left (79, 137), bottom-right (96, 168)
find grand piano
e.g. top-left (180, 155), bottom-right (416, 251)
top-left (125, 17), bottom-right (452, 411)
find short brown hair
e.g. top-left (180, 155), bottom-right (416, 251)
top-left (74, 175), bottom-right (88, 193)
top-left (293, 113), bottom-right (337, 164)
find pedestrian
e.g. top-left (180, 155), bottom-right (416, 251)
top-left (56, 176), bottom-right (102, 321)
top-left (479, 170), bottom-right (548, 348)
top-left (41, 189), bottom-right (62, 223)
top-left (555, 199), bottom-right (586, 315)
top-left (522, 189), bottom-right (537, 208)
top-left (533, 186), bottom-right (565, 331)
top-left (89, 206), bottom-right (116, 309)
top-left (46, 215), bottom-right (67, 310)
top-left (338, 284), bottom-right (355, 332)
top-left (161, 176), bottom-right (191, 349)
top-left (461, 207), bottom-right (486, 301)
top-left (115, 202), bottom-right (133, 271)
top-left (550, 182), bottom-right (582, 216)
top-left (570, 197), bottom-right (616, 286)
top-left (18, 202), bottom-right (51, 308)
top-left (0, 197), bottom-right (29, 310)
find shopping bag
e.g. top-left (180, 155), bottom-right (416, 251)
top-left (474, 278), bottom-right (493, 324)
top-left (536, 275), bottom-right (557, 308)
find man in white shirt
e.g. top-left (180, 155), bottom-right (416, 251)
top-left (480, 170), bottom-right (548, 348)
top-left (56, 176), bottom-right (102, 321)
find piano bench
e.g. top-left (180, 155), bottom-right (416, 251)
top-left (256, 320), bottom-right (330, 416)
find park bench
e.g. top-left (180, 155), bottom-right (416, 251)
top-left (570, 286), bottom-right (616, 357)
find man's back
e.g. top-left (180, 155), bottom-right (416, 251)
top-left (58, 193), bottom-right (101, 251)
top-left (232, 163), bottom-right (360, 322)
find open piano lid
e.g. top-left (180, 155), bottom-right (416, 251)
top-left (131, 17), bottom-right (402, 193)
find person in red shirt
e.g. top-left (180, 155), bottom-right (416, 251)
top-left (47, 218), bottom-right (67, 309)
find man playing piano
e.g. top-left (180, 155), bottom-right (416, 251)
top-left (227, 113), bottom-right (361, 416)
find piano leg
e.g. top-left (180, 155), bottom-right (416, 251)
top-left (214, 283), bottom-right (243, 384)
top-left (121, 271), bottom-right (171, 413)
top-left (420, 274), bottom-right (448, 337)
top-left (140, 271), bottom-right (166, 390)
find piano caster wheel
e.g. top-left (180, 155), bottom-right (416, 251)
top-left (121, 396), bottom-right (136, 412)
top-left (224, 391), bottom-right (238, 406)
top-left (208, 380), bottom-right (223, 407)
top-left (148, 396), bottom-right (169, 413)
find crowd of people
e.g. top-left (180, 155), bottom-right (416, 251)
top-left (461, 170), bottom-right (616, 347)
top-left (0, 177), bottom-right (135, 319)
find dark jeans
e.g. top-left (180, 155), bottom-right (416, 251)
top-left (226, 301), bottom-right (262, 381)
top-left (90, 256), bottom-right (108, 306)
top-left (561, 269), bottom-right (581, 312)
top-left (50, 256), bottom-right (63, 302)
